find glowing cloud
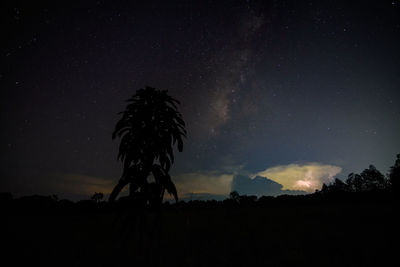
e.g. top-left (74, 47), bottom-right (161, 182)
top-left (172, 171), bottom-right (234, 198)
top-left (255, 163), bottom-right (342, 193)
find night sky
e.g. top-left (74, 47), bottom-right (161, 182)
top-left (1, 0), bottom-right (399, 200)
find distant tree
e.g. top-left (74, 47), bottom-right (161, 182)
top-left (330, 178), bottom-right (348, 193)
top-left (345, 173), bottom-right (354, 192)
top-left (360, 165), bottom-right (386, 191)
top-left (319, 178), bottom-right (348, 194)
top-left (320, 183), bottom-right (330, 194)
top-left (389, 154), bottom-right (400, 193)
top-left (91, 192), bottom-right (104, 203)
top-left (109, 86), bottom-right (186, 208)
top-left (353, 173), bottom-right (364, 192)
top-left (229, 191), bottom-right (240, 203)
top-left (346, 173), bottom-right (363, 192)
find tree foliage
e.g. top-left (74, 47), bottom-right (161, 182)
top-left (91, 192), bottom-right (104, 203)
top-left (109, 86), bottom-right (186, 206)
top-left (389, 154), bottom-right (400, 193)
top-left (320, 164), bottom-right (391, 194)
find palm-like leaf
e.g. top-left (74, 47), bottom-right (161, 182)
top-left (109, 86), bottom-right (185, 204)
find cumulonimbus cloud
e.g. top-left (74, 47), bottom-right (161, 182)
top-left (231, 174), bottom-right (306, 197)
top-left (52, 162), bottom-right (341, 200)
top-left (254, 163), bottom-right (342, 193)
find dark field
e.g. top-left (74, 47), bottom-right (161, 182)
top-left (4, 200), bottom-right (397, 267)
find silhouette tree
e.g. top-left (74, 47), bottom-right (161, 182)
top-left (359, 165), bottom-right (386, 191)
top-left (109, 86), bottom-right (186, 207)
top-left (91, 192), bottom-right (104, 203)
top-left (329, 178), bottom-right (347, 193)
top-left (389, 154), bottom-right (400, 193)
top-left (320, 183), bottom-right (330, 194)
top-left (229, 191), bottom-right (240, 203)
top-left (345, 173), bottom-right (363, 192)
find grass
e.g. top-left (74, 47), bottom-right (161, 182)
top-left (4, 201), bottom-right (396, 266)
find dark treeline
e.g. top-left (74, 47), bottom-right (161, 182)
top-left (0, 187), bottom-right (395, 216)
top-left (318, 161), bottom-right (399, 195)
top-left (2, 155), bottom-right (398, 267)
top-left (2, 154), bottom-right (399, 214)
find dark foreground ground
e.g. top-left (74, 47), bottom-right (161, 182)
top-left (3, 200), bottom-right (397, 267)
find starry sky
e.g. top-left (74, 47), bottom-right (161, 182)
top-left (1, 0), bottom-right (400, 200)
